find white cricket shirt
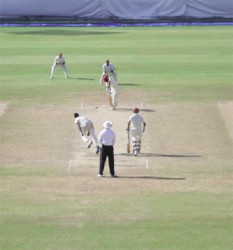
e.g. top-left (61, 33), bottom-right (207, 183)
top-left (103, 63), bottom-right (114, 73)
top-left (74, 116), bottom-right (89, 127)
top-left (128, 113), bottom-right (144, 129)
top-left (54, 55), bottom-right (65, 65)
top-left (98, 128), bottom-right (116, 146)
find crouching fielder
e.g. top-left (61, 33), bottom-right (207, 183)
top-left (74, 113), bottom-right (100, 154)
top-left (127, 108), bottom-right (146, 156)
top-left (50, 52), bottom-right (69, 79)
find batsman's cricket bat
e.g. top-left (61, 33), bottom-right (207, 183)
top-left (106, 85), bottom-right (112, 107)
top-left (127, 130), bottom-right (130, 153)
top-left (108, 95), bottom-right (113, 107)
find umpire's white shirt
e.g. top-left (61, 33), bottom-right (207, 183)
top-left (98, 128), bottom-right (116, 146)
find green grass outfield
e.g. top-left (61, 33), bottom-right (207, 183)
top-left (0, 26), bottom-right (233, 250)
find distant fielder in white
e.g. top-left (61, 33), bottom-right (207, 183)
top-left (100, 59), bottom-right (118, 110)
top-left (127, 108), bottom-right (146, 156)
top-left (50, 52), bottom-right (69, 79)
top-left (74, 113), bottom-right (100, 154)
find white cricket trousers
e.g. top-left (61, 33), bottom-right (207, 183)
top-left (131, 128), bottom-right (143, 153)
top-left (131, 128), bottom-right (143, 142)
top-left (50, 64), bottom-right (68, 78)
top-left (109, 73), bottom-right (118, 108)
top-left (81, 121), bottom-right (99, 146)
top-left (110, 85), bottom-right (118, 108)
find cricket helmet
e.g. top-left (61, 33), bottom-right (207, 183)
top-left (133, 108), bottom-right (139, 113)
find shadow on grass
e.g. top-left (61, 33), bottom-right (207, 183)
top-left (142, 153), bottom-right (202, 158)
top-left (117, 108), bottom-right (156, 112)
top-left (4, 30), bottom-right (123, 36)
top-left (101, 176), bottom-right (185, 180)
top-left (49, 77), bottom-right (94, 80)
top-left (118, 83), bottom-right (141, 86)
top-left (69, 77), bottom-right (95, 80)
top-left (119, 153), bottom-right (202, 158)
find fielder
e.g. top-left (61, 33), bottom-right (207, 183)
top-left (74, 113), bottom-right (100, 154)
top-left (127, 108), bottom-right (146, 156)
top-left (100, 60), bottom-right (118, 110)
top-left (50, 52), bottom-right (69, 79)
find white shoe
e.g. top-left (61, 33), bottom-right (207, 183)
top-left (50, 76), bottom-right (53, 79)
top-left (97, 173), bottom-right (103, 177)
top-left (133, 151), bottom-right (137, 156)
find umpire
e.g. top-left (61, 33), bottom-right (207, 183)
top-left (98, 121), bottom-right (117, 178)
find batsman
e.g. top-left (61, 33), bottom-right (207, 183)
top-left (100, 59), bottom-right (118, 110)
top-left (127, 108), bottom-right (146, 156)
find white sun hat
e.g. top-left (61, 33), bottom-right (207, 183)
top-left (103, 121), bottom-right (112, 128)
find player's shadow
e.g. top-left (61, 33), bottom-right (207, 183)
top-left (141, 153), bottom-right (202, 158)
top-left (118, 83), bottom-right (141, 86)
top-left (119, 153), bottom-right (202, 158)
top-left (117, 108), bottom-right (156, 112)
top-left (68, 77), bottom-right (95, 80)
top-left (49, 77), bottom-right (94, 80)
top-left (117, 176), bottom-right (185, 180)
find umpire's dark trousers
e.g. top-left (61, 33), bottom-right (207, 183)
top-left (99, 145), bottom-right (115, 176)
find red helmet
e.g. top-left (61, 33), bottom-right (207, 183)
top-left (133, 108), bottom-right (139, 113)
